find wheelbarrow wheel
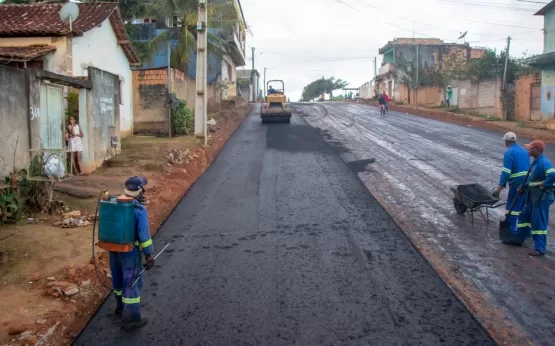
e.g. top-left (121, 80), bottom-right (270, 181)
top-left (454, 199), bottom-right (467, 214)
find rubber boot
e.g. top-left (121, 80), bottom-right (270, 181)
top-left (121, 317), bottom-right (148, 331)
top-left (114, 295), bottom-right (123, 316)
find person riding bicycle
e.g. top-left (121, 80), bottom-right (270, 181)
top-left (378, 93), bottom-right (386, 113)
top-left (382, 91), bottom-right (389, 113)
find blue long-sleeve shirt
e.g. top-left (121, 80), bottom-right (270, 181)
top-left (499, 144), bottom-right (530, 187)
top-left (526, 154), bottom-right (555, 189)
top-left (133, 200), bottom-right (154, 256)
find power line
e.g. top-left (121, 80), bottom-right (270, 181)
top-left (347, 0), bottom-right (542, 30)
top-left (516, 0), bottom-right (548, 3)
top-left (434, 0), bottom-right (539, 12)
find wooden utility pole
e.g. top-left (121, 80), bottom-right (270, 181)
top-left (502, 36), bottom-right (511, 90)
top-left (251, 47), bottom-right (255, 102)
top-left (194, 0), bottom-right (208, 146)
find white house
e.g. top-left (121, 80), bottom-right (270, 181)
top-left (0, 3), bottom-right (140, 137)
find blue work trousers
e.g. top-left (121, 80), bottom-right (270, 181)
top-left (514, 191), bottom-right (554, 254)
top-left (506, 183), bottom-right (527, 234)
top-left (109, 247), bottom-right (143, 321)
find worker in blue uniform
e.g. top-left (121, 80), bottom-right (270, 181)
top-left (492, 132), bottom-right (530, 234)
top-left (110, 176), bottom-right (155, 330)
top-left (504, 140), bottom-right (555, 256)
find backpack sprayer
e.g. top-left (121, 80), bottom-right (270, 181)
top-left (92, 189), bottom-right (171, 291)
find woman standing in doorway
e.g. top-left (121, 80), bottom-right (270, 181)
top-left (67, 116), bottom-right (84, 175)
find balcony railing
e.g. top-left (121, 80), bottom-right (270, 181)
top-left (379, 63), bottom-right (395, 76)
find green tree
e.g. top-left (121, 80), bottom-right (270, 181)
top-left (301, 77), bottom-right (348, 101)
top-left (147, 0), bottom-right (244, 71)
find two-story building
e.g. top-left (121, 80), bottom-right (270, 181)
top-left (129, 0), bottom-right (247, 101)
top-left (377, 38), bottom-right (485, 102)
top-left (527, 0), bottom-right (555, 119)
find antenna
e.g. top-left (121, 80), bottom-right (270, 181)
top-left (59, 2), bottom-right (80, 33)
top-left (458, 31), bottom-right (468, 43)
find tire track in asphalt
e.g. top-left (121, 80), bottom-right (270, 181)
top-left (296, 101), bottom-right (555, 345)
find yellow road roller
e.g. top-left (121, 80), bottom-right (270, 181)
top-left (261, 80), bottom-right (292, 124)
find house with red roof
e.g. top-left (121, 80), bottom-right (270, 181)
top-left (0, 2), bottom-right (139, 136)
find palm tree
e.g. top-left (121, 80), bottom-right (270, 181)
top-left (147, 0), bottom-right (245, 72)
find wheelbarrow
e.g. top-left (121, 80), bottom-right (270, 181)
top-left (451, 184), bottom-right (505, 223)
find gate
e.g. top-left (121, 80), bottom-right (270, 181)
top-left (40, 84), bottom-right (64, 149)
top-left (531, 83), bottom-right (541, 121)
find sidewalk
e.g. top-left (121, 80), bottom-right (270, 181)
top-left (0, 101), bottom-right (252, 345)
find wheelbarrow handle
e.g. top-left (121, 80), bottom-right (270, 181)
top-left (491, 202), bottom-right (506, 209)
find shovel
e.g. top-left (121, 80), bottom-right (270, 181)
top-left (499, 161), bottom-right (535, 241)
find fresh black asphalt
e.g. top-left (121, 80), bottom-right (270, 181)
top-left (74, 105), bottom-right (495, 346)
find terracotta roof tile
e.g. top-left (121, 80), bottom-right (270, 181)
top-left (0, 3), bottom-right (139, 65)
top-left (0, 3), bottom-right (117, 36)
top-left (0, 45), bottom-right (56, 61)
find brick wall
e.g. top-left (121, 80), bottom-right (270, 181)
top-left (514, 73), bottom-right (541, 121)
top-left (132, 68), bottom-right (169, 134)
top-left (397, 84), bottom-right (442, 106)
top-left (133, 68), bottom-right (220, 135)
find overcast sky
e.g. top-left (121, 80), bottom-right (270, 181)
top-left (237, 0), bottom-right (546, 101)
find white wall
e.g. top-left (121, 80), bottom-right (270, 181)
top-left (72, 18), bottom-right (133, 136)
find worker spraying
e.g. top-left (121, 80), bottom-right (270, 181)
top-left (98, 176), bottom-right (155, 330)
top-left (504, 140), bottom-right (555, 256)
top-left (492, 132), bottom-right (530, 234)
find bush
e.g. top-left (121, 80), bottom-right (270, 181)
top-left (172, 100), bottom-right (193, 135)
top-left (0, 169), bottom-right (33, 226)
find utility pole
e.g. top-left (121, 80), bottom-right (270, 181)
top-left (415, 44), bottom-right (419, 105)
top-left (502, 36), bottom-right (512, 119)
top-left (167, 29), bottom-right (172, 137)
top-left (194, 0), bottom-right (208, 146)
top-left (251, 47), bottom-right (255, 102)
top-left (502, 36), bottom-right (511, 90)
top-left (264, 67), bottom-right (267, 97)
top-left (373, 57), bottom-right (377, 95)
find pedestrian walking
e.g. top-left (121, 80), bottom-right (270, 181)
top-left (503, 140), bottom-right (555, 256)
top-left (109, 176), bottom-right (155, 329)
top-left (446, 86), bottom-right (453, 107)
top-left (492, 132), bottom-right (530, 234)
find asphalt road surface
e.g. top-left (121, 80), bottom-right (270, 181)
top-left (75, 104), bottom-right (494, 346)
top-left (295, 101), bottom-right (555, 345)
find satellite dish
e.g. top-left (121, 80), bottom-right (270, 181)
top-left (59, 2), bottom-right (79, 32)
top-left (458, 31), bottom-right (468, 40)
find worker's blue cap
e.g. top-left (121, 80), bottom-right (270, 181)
top-left (125, 176), bottom-right (148, 191)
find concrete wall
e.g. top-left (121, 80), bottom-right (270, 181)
top-left (359, 81), bottom-right (373, 99)
top-left (540, 67), bottom-right (555, 119)
top-left (514, 73), bottom-right (541, 121)
top-left (171, 69), bottom-right (196, 111)
top-left (544, 9), bottom-right (555, 54)
top-left (450, 78), bottom-right (503, 118)
top-left (132, 68), bottom-right (219, 135)
top-left (0, 66), bottom-right (30, 177)
top-left (85, 67), bottom-right (120, 172)
top-left (72, 18), bottom-right (134, 137)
